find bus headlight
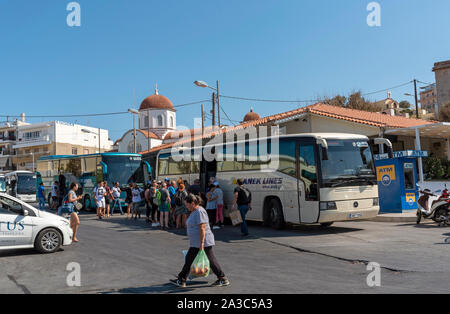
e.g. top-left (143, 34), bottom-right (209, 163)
top-left (373, 198), bottom-right (379, 206)
top-left (320, 202), bottom-right (337, 211)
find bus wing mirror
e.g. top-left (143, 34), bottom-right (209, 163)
top-left (316, 138), bottom-right (329, 161)
top-left (96, 162), bottom-right (107, 183)
top-left (142, 161), bottom-right (152, 181)
top-left (374, 138), bottom-right (393, 158)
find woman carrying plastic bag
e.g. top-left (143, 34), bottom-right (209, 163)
top-left (171, 194), bottom-right (230, 288)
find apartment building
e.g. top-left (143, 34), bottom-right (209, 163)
top-left (11, 121), bottom-right (113, 171)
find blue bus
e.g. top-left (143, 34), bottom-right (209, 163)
top-left (36, 153), bottom-right (151, 210)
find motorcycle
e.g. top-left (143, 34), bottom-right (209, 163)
top-left (416, 187), bottom-right (450, 226)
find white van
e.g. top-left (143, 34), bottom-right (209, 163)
top-left (0, 193), bottom-right (73, 253)
top-left (4, 171), bottom-right (37, 203)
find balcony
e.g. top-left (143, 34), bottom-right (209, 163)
top-left (13, 135), bottom-right (51, 149)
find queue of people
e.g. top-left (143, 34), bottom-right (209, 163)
top-left (48, 176), bottom-right (252, 249)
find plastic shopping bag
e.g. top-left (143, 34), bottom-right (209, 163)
top-left (190, 250), bottom-right (210, 278)
top-left (229, 210), bottom-right (243, 226)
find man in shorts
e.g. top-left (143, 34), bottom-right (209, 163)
top-left (94, 182), bottom-right (106, 220)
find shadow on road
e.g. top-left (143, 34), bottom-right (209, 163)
top-left (0, 248), bottom-right (66, 258)
top-left (79, 212), bottom-right (364, 245)
top-left (99, 281), bottom-right (211, 294)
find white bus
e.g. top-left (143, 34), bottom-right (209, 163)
top-left (153, 133), bottom-right (392, 229)
top-left (4, 171), bottom-right (37, 203)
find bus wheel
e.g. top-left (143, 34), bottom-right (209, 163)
top-left (320, 222), bottom-right (334, 228)
top-left (266, 199), bottom-right (285, 230)
top-left (83, 195), bottom-right (92, 211)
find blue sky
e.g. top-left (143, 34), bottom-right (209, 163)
top-left (0, 0), bottom-right (449, 141)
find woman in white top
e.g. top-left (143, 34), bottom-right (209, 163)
top-left (131, 183), bottom-right (142, 220)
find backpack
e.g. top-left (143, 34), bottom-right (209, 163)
top-left (159, 189), bottom-right (168, 203)
top-left (156, 190), bottom-right (162, 206)
top-left (175, 190), bottom-right (186, 207)
top-left (238, 187), bottom-right (251, 205)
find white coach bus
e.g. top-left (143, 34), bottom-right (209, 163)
top-left (154, 133), bottom-right (392, 229)
top-left (4, 171), bottom-right (37, 203)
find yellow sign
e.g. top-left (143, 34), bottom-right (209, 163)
top-left (376, 165), bottom-right (396, 183)
top-left (406, 193), bottom-right (416, 205)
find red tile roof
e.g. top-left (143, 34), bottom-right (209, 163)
top-left (140, 103), bottom-right (435, 154)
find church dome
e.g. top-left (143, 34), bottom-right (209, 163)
top-left (243, 109), bottom-right (261, 122)
top-left (139, 86), bottom-right (175, 111)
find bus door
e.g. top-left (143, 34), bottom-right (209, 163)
top-left (200, 160), bottom-right (217, 192)
top-left (297, 143), bottom-right (320, 223)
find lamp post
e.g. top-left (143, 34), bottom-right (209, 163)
top-left (128, 109), bottom-right (140, 154)
top-left (194, 80), bottom-right (221, 127)
top-left (81, 128), bottom-right (102, 153)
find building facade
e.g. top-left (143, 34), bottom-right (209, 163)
top-left (12, 121), bottom-right (112, 171)
top-left (419, 83), bottom-right (438, 114)
top-left (433, 60), bottom-right (450, 111)
top-left (0, 119), bottom-right (28, 172)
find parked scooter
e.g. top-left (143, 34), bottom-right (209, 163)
top-left (416, 187), bottom-right (450, 226)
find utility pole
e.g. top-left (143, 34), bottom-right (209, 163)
top-left (98, 128), bottom-right (101, 153)
top-left (133, 114), bottom-right (137, 154)
top-left (212, 92), bottom-right (216, 128)
top-left (414, 79), bottom-right (419, 119)
top-left (216, 80), bottom-right (221, 127)
top-left (201, 104), bottom-right (205, 136)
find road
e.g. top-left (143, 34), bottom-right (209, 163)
top-left (1, 212), bottom-right (450, 294)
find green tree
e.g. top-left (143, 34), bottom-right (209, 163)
top-left (423, 157), bottom-right (445, 180)
top-left (322, 91), bottom-right (384, 112)
top-left (399, 101), bottom-right (411, 109)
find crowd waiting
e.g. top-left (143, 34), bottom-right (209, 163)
top-left (38, 176), bottom-right (253, 245)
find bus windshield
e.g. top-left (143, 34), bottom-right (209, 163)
top-left (320, 139), bottom-right (376, 188)
top-left (0, 177), bottom-right (5, 192)
top-left (17, 173), bottom-right (37, 195)
top-left (102, 155), bottom-right (143, 185)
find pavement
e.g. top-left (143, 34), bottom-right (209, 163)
top-left (1, 211), bottom-right (450, 294)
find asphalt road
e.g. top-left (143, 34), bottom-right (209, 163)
top-left (1, 211), bottom-right (450, 294)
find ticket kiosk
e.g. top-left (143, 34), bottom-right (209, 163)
top-left (374, 150), bottom-right (428, 213)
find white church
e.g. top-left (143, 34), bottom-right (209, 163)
top-left (115, 86), bottom-right (177, 153)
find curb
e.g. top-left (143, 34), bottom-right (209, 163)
top-left (371, 214), bottom-right (418, 223)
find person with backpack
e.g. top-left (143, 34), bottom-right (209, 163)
top-left (144, 182), bottom-right (152, 224)
top-left (151, 181), bottom-right (160, 226)
top-left (158, 182), bottom-right (171, 230)
top-left (103, 181), bottom-right (113, 218)
top-left (232, 179), bottom-right (252, 237)
top-left (174, 183), bottom-right (188, 229)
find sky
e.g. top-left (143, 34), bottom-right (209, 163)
top-left (0, 0), bottom-right (449, 141)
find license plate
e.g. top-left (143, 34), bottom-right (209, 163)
top-left (349, 213), bottom-right (363, 219)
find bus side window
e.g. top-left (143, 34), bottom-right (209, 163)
top-left (299, 144), bottom-right (318, 201)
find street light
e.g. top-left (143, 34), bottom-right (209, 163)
top-left (194, 80), bottom-right (221, 127)
top-left (81, 128), bottom-right (101, 153)
top-left (128, 109), bottom-right (139, 154)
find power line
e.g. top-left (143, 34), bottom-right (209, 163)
top-left (361, 81), bottom-right (413, 96)
top-left (0, 99), bottom-right (212, 119)
top-left (218, 80), bottom-right (416, 104)
top-left (220, 106), bottom-right (238, 126)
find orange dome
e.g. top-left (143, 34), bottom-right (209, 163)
top-left (243, 109), bottom-right (260, 122)
top-left (139, 87), bottom-right (175, 111)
